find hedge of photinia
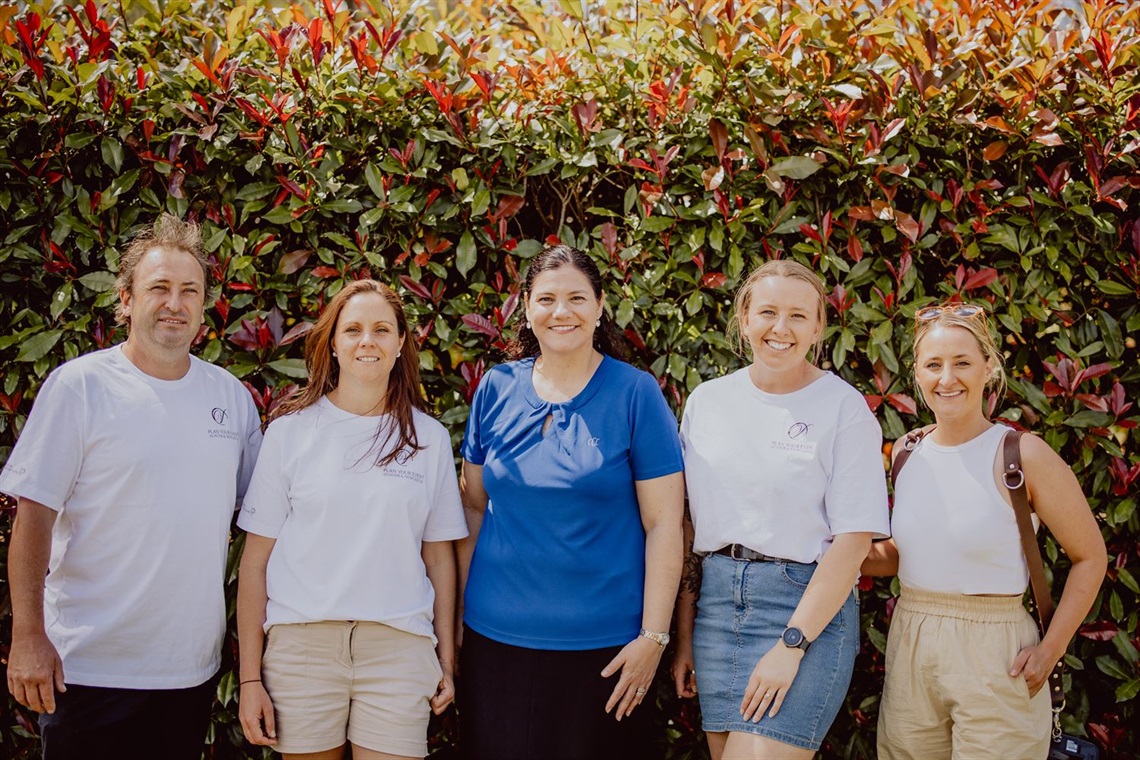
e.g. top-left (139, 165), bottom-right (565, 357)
top-left (1, 1), bottom-right (1138, 757)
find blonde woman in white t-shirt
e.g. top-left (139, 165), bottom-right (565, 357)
top-left (863, 304), bottom-right (1105, 759)
top-left (672, 260), bottom-right (890, 760)
top-left (235, 280), bottom-right (468, 759)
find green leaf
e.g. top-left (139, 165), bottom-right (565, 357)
top-left (101, 137), bottom-right (123, 173)
top-left (50, 283), bottom-right (74, 320)
top-left (1096, 280), bottom-right (1133, 296)
top-left (16, 330), bottom-right (63, 362)
top-left (1096, 654), bottom-right (1131, 681)
top-left (769, 156), bottom-right (822, 180)
top-left (323, 199), bottom-right (362, 214)
top-left (1116, 678), bottom-right (1140, 703)
top-left (267, 359), bottom-right (308, 379)
top-left (1097, 311), bottom-right (1123, 359)
top-left (78, 271), bottom-right (116, 293)
top-left (456, 232), bottom-right (476, 277)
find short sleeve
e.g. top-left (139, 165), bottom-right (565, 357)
top-left (235, 387), bottom-right (264, 506)
top-left (0, 371), bottom-right (84, 512)
top-left (460, 372), bottom-right (492, 465)
top-left (629, 372), bottom-right (684, 482)
top-left (823, 401), bottom-right (890, 538)
top-left (237, 419), bottom-right (290, 538)
top-left (422, 426), bottom-right (469, 542)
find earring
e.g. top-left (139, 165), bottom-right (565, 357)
top-left (397, 351), bottom-right (401, 357)
top-left (595, 319), bottom-right (601, 327)
top-left (332, 351), bottom-right (337, 357)
top-left (526, 321), bottom-right (532, 330)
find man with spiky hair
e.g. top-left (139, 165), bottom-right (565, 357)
top-left (1, 214), bottom-right (262, 760)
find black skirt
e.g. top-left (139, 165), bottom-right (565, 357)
top-left (457, 626), bottom-right (655, 760)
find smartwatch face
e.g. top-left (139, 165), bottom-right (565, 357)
top-left (782, 627), bottom-right (806, 648)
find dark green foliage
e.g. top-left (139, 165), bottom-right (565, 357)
top-left (1, 0), bottom-right (1138, 757)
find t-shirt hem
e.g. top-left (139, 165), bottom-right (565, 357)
top-left (422, 528), bottom-right (469, 542)
top-left (632, 461), bottom-right (684, 481)
top-left (0, 481), bottom-right (63, 511)
top-left (830, 524), bottom-right (891, 540)
top-left (236, 516), bottom-right (283, 539)
top-left (464, 618), bottom-right (637, 651)
top-left (61, 665), bottom-right (219, 690)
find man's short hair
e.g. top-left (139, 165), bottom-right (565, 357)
top-left (114, 214), bottom-right (210, 326)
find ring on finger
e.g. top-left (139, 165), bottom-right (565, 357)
top-left (635, 687), bottom-right (647, 696)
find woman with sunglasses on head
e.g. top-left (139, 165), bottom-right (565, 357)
top-left (456, 244), bottom-right (684, 760)
top-left (235, 280), bottom-right (468, 759)
top-left (863, 303), bottom-right (1106, 759)
top-left (671, 260), bottom-right (890, 760)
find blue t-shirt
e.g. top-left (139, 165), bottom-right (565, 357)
top-left (461, 355), bottom-right (684, 650)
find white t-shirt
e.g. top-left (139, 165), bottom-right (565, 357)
top-left (681, 369), bottom-right (889, 563)
top-left (238, 398), bottom-right (468, 641)
top-left (0, 345), bottom-right (262, 689)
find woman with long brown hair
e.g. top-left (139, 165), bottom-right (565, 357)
top-left (235, 279), bottom-right (468, 759)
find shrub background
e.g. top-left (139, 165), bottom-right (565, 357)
top-left (1, 0), bottom-right (1138, 757)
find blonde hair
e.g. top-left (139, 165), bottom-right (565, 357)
top-left (727, 259), bottom-right (828, 364)
top-left (913, 308), bottom-right (1007, 403)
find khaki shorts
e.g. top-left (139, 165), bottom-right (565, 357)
top-left (878, 587), bottom-right (1052, 760)
top-left (261, 620), bottom-right (441, 756)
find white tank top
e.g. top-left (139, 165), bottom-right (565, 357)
top-left (892, 424), bottom-right (1033, 595)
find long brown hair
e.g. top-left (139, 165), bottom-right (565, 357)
top-left (271, 279), bottom-right (427, 467)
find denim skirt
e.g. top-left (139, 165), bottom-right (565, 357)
top-left (692, 553), bottom-right (859, 750)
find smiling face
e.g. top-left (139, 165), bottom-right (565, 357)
top-left (914, 323), bottom-right (994, 423)
top-left (524, 264), bottom-right (605, 358)
top-left (740, 275), bottom-right (823, 371)
top-left (332, 291), bottom-right (403, 391)
top-left (118, 246), bottom-right (206, 359)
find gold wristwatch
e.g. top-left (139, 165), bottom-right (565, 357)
top-left (639, 628), bottom-right (670, 647)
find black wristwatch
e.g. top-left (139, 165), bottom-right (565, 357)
top-left (780, 626), bottom-right (811, 653)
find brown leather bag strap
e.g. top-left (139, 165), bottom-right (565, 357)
top-left (890, 427), bottom-right (930, 489)
top-left (1002, 429), bottom-right (1056, 634)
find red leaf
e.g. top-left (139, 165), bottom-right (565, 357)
top-left (709, 118), bottom-right (728, 162)
top-left (1075, 393), bottom-right (1109, 413)
top-left (1078, 621), bottom-right (1119, 641)
top-left (492, 195), bottom-right (525, 223)
top-left (799, 223), bottom-right (822, 243)
top-left (962, 267), bottom-right (998, 291)
top-left (895, 212), bottom-right (920, 243)
top-left (601, 222), bottom-right (618, 258)
top-left (886, 394), bottom-right (917, 415)
top-left (280, 321), bottom-right (314, 346)
top-left (461, 313), bottom-right (500, 338)
top-left (311, 266), bottom-right (340, 278)
top-left (398, 275), bottom-right (432, 301)
top-left (278, 249), bottom-right (312, 275)
top-left (847, 235), bottom-right (864, 263)
top-left (701, 272), bottom-right (727, 289)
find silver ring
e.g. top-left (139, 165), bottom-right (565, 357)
top-left (635, 687), bottom-right (647, 696)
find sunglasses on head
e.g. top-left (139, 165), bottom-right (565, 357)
top-left (914, 304), bottom-right (985, 322)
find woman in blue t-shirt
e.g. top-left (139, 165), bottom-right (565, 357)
top-left (457, 244), bottom-right (685, 759)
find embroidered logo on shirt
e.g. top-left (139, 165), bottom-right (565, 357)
top-left (772, 421), bottom-right (815, 455)
top-left (587, 437), bottom-right (601, 447)
top-left (787, 421), bottom-right (812, 439)
top-left (209, 406), bottom-right (241, 440)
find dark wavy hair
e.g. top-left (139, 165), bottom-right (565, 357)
top-left (270, 279), bottom-right (427, 467)
top-left (505, 244), bottom-right (627, 361)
